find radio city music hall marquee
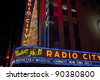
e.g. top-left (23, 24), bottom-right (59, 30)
top-left (13, 47), bottom-right (100, 61)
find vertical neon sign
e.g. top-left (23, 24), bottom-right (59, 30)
top-left (44, 0), bottom-right (49, 47)
top-left (22, 0), bottom-right (39, 46)
top-left (41, 0), bottom-right (50, 47)
top-left (46, 0), bottom-right (50, 47)
top-left (22, 0), bottom-right (34, 46)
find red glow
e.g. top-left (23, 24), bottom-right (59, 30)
top-left (6, 56), bottom-right (10, 59)
top-left (58, 0), bottom-right (63, 20)
top-left (54, 0), bottom-right (58, 20)
top-left (54, 13), bottom-right (58, 16)
top-left (42, 0), bottom-right (45, 22)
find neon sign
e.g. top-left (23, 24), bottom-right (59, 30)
top-left (22, 0), bottom-right (38, 46)
top-left (12, 56), bottom-right (100, 67)
top-left (13, 47), bottom-right (100, 61)
top-left (22, 0), bottom-right (34, 46)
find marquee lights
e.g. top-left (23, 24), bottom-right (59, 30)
top-left (11, 46), bottom-right (100, 66)
top-left (13, 46), bottom-right (100, 61)
top-left (11, 56), bottom-right (100, 66)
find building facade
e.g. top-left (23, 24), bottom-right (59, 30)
top-left (11, 0), bottom-right (100, 67)
top-left (21, 0), bottom-right (100, 52)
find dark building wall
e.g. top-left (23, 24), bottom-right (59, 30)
top-left (76, 0), bottom-right (100, 52)
top-left (37, 0), bottom-right (100, 52)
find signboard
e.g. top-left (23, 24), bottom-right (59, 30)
top-left (22, 0), bottom-right (38, 46)
top-left (22, 0), bottom-right (34, 46)
top-left (11, 56), bottom-right (100, 66)
top-left (11, 46), bottom-right (100, 66)
top-left (13, 46), bottom-right (100, 61)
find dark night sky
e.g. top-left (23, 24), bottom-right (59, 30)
top-left (0, 0), bottom-right (26, 57)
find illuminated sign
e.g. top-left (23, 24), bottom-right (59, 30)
top-left (45, 0), bottom-right (49, 28)
top-left (22, 0), bottom-right (38, 46)
top-left (12, 56), bottom-right (100, 67)
top-left (13, 47), bottom-right (100, 61)
top-left (14, 48), bottom-right (42, 57)
top-left (22, 0), bottom-right (34, 46)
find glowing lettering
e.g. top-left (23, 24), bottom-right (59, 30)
top-left (26, 24), bottom-right (29, 28)
top-left (22, 0), bottom-right (32, 46)
top-left (62, 52), bottom-right (67, 58)
top-left (83, 54), bottom-right (88, 60)
top-left (24, 34), bottom-right (29, 39)
top-left (97, 55), bottom-right (100, 60)
top-left (25, 28), bottom-right (29, 33)
top-left (89, 54), bottom-right (91, 60)
top-left (68, 52), bottom-right (71, 58)
top-left (54, 51), bottom-right (60, 58)
top-left (26, 11), bottom-right (31, 15)
top-left (72, 53), bottom-right (78, 59)
top-left (46, 50), bottom-right (78, 59)
top-left (92, 54), bottom-right (96, 60)
top-left (30, 49), bottom-right (37, 56)
top-left (29, 49), bottom-right (42, 56)
top-left (23, 40), bottom-right (28, 43)
top-left (28, 0), bottom-right (32, 2)
top-left (13, 48), bottom-right (100, 61)
top-left (15, 49), bottom-right (28, 57)
top-left (20, 49), bottom-right (28, 55)
top-left (15, 50), bottom-right (20, 57)
top-left (38, 49), bottom-right (42, 55)
top-left (28, 3), bottom-right (32, 6)
top-left (28, 7), bottom-right (31, 11)
top-left (46, 50), bottom-right (52, 57)
top-left (26, 19), bottom-right (30, 23)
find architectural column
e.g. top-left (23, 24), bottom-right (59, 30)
top-left (58, 0), bottom-right (65, 49)
top-left (67, 0), bottom-right (75, 49)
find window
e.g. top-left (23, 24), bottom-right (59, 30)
top-left (62, 0), bottom-right (67, 15)
top-left (71, 0), bottom-right (77, 18)
top-left (62, 5), bottom-right (68, 15)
